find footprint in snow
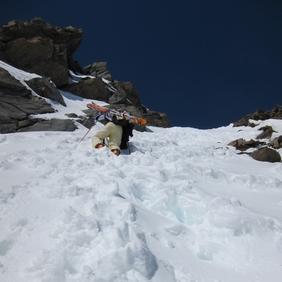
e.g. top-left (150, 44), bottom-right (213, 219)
top-left (0, 239), bottom-right (14, 256)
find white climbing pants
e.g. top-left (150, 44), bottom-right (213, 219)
top-left (92, 122), bottom-right (122, 151)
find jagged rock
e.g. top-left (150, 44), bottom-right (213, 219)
top-left (110, 81), bottom-right (142, 107)
top-left (18, 118), bottom-right (77, 132)
top-left (0, 18), bottom-right (83, 87)
top-left (0, 66), bottom-right (55, 133)
top-left (228, 138), bottom-right (265, 151)
top-left (0, 94), bottom-right (54, 118)
top-left (77, 117), bottom-right (96, 129)
top-left (63, 77), bottom-right (112, 101)
top-left (270, 136), bottom-right (282, 149)
top-left (0, 19), bottom-right (170, 129)
top-left (256, 126), bottom-right (276, 139)
top-left (0, 67), bottom-right (30, 96)
top-left (83, 62), bottom-right (112, 80)
top-left (26, 77), bottom-right (66, 106)
top-left (65, 113), bottom-right (78, 118)
top-left (108, 81), bottom-right (170, 127)
top-left (233, 106), bottom-right (282, 127)
top-left (250, 147), bottom-right (281, 163)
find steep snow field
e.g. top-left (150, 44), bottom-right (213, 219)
top-left (1, 60), bottom-right (282, 281)
top-left (1, 118), bottom-right (282, 282)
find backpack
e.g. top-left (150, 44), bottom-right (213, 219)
top-left (112, 115), bottom-right (134, 149)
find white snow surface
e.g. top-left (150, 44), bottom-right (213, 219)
top-left (1, 60), bottom-right (282, 281)
top-left (0, 118), bottom-right (282, 282)
top-left (33, 90), bottom-right (108, 120)
top-left (0, 60), bottom-right (40, 82)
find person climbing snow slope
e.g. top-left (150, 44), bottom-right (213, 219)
top-left (87, 103), bottom-right (147, 156)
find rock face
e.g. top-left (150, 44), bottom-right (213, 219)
top-left (0, 18), bottom-right (170, 130)
top-left (83, 62), bottom-right (112, 81)
top-left (0, 67), bottom-right (75, 133)
top-left (26, 77), bottom-right (66, 106)
top-left (64, 77), bottom-right (170, 127)
top-left (0, 18), bottom-right (83, 87)
top-left (63, 77), bottom-right (113, 101)
top-left (250, 147), bottom-right (281, 163)
top-left (110, 81), bottom-right (142, 106)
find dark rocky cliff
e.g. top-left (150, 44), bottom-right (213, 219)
top-left (0, 18), bottom-right (170, 133)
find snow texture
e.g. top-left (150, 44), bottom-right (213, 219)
top-left (0, 120), bottom-right (282, 282)
top-left (0, 61), bottom-right (282, 282)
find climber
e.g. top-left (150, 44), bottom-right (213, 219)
top-left (87, 103), bottom-right (147, 156)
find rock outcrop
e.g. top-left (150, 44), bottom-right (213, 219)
top-left (233, 106), bottom-right (282, 127)
top-left (0, 18), bottom-right (170, 133)
top-left (228, 138), bottom-right (265, 151)
top-left (250, 147), bottom-right (281, 163)
top-left (63, 77), bottom-right (112, 101)
top-left (26, 77), bottom-right (66, 106)
top-left (256, 125), bottom-right (276, 139)
top-left (0, 67), bottom-right (52, 132)
top-left (0, 67), bottom-right (75, 133)
top-left (229, 106), bottom-right (282, 163)
top-left (83, 62), bottom-right (112, 81)
top-left (18, 118), bottom-right (76, 132)
top-left (0, 18), bottom-right (83, 87)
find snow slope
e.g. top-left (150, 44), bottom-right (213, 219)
top-left (1, 60), bottom-right (282, 281)
top-left (0, 118), bottom-right (282, 282)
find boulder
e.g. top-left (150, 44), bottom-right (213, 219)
top-left (250, 147), bottom-right (281, 163)
top-left (0, 18), bottom-right (83, 87)
top-left (63, 77), bottom-right (112, 101)
top-left (26, 77), bottom-right (66, 106)
top-left (228, 138), bottom-right (265, 151)
top-left (256, 125), bottom-right (276, 139)
top-left (270, 136), bottom-right (282, 149)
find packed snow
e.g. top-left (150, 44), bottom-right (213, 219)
top-left (1, 61), bottom-right (282, 281)
top-left (0, 60), bottom-right (40, 82)
top-left (0, 117), bottom-right (282, 282)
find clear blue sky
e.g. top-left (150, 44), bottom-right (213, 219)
top-left (1, 0), bottom-right (282, 128)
